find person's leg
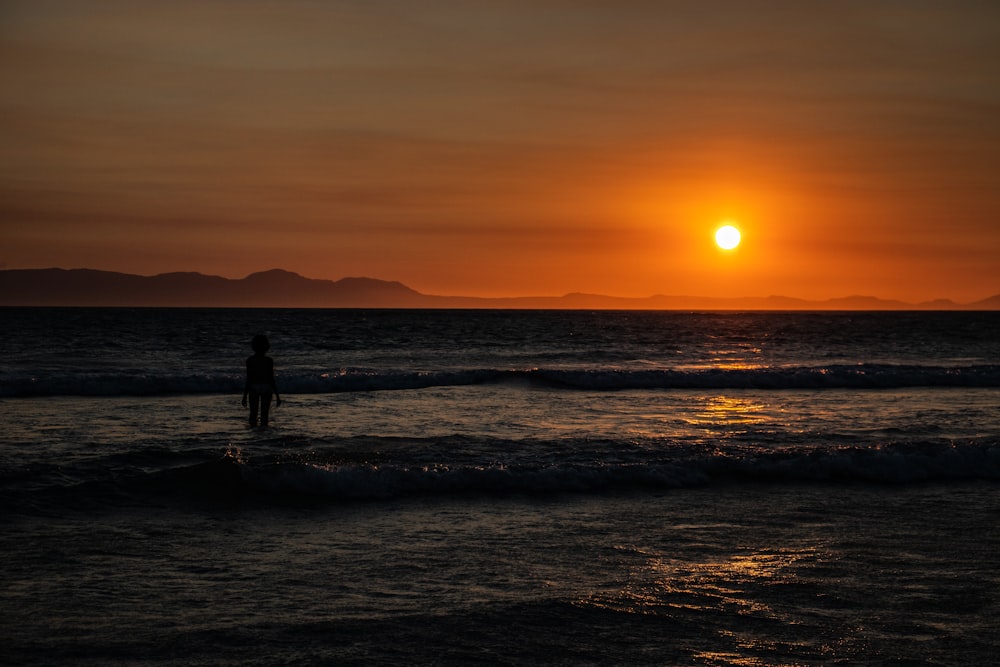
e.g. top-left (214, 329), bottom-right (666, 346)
top-left (259, 390), bottom-right (272, 427)
top-left (249, 390), bottom-right (261, 426)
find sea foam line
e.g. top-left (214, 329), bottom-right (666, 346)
top-left (134, 440), bottom-right (1000, 503)
top-left (3, 364), bottom-right (999, 397)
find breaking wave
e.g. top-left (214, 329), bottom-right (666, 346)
top-left (4, 363), bottom-right (999, 397)
top-left (11, 439), bottom-right (999, 511)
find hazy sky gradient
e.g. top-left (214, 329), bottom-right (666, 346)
top-left (2, 0), bottom-right (998, 300)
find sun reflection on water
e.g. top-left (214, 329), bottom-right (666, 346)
top-left (580, 544), bottom-right (818, 622)
top-left (689, 650), bottom-right (775, 667)
top-left (575, 544), bottom-right (831, 663)
top-left (686, 395), bottom-right (770, 429)
top-left (624, 392), bottom-right (784, 441)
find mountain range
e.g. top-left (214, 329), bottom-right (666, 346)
top-left (2, 268), bottom-right (999, 309)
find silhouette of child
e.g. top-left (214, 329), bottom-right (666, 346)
top-left (242, 334), bottom-right (281, 427)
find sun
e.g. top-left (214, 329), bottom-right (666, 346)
top-left (715, 224), bottom-right (741, 250)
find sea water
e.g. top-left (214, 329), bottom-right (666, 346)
top-left (1, 308), bottom-right (998, 665)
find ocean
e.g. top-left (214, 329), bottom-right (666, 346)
top-left (2, 308), bottom-right (998, 666)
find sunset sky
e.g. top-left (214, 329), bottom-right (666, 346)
top-left (2, 1), bottom-right (999, 302)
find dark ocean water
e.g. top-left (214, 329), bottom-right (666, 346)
top-left (2, 308), bottom-right (998, 665)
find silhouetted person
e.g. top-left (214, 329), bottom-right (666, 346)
top-left (242, 334), bottom-right (281, 427)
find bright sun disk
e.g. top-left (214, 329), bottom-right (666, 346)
top-left (715, 224), bottom-right (741, 250)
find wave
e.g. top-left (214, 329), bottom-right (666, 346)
top-left (4, 364), bottom-right (1000, 397)
top-left (11, 440), bottom-right (998, 511)
top-left (211, 440), bottom-right (1000, 501)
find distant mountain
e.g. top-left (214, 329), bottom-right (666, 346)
top-left (970, 293), bottom-right (1000, 310)
top-left (0, 268), bottom-right (425, 308)
top-left (0, 268), bottom-right (997, 309)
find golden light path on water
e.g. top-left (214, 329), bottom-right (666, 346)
top-left (579, 543), bottom-right (823, 662)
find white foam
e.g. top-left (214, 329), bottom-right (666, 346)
top-left (4, 364), bottom-right (998, 397)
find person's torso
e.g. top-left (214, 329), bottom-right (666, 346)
top-left (246, 355), bottom-right (273, 384)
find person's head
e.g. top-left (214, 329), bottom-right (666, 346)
top-left (251, 334), bottom-right (271, 354)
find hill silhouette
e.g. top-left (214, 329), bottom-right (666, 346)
top-left (0, 268), bottom-right (423, 308)
top-left (1, 268), bottom-right (997, 309)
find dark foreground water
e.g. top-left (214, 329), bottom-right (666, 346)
top-left (2, 309), bottom-right (998, 665)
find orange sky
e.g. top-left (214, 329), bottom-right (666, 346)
top-left (2, 1), bottom-right (999, 302)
